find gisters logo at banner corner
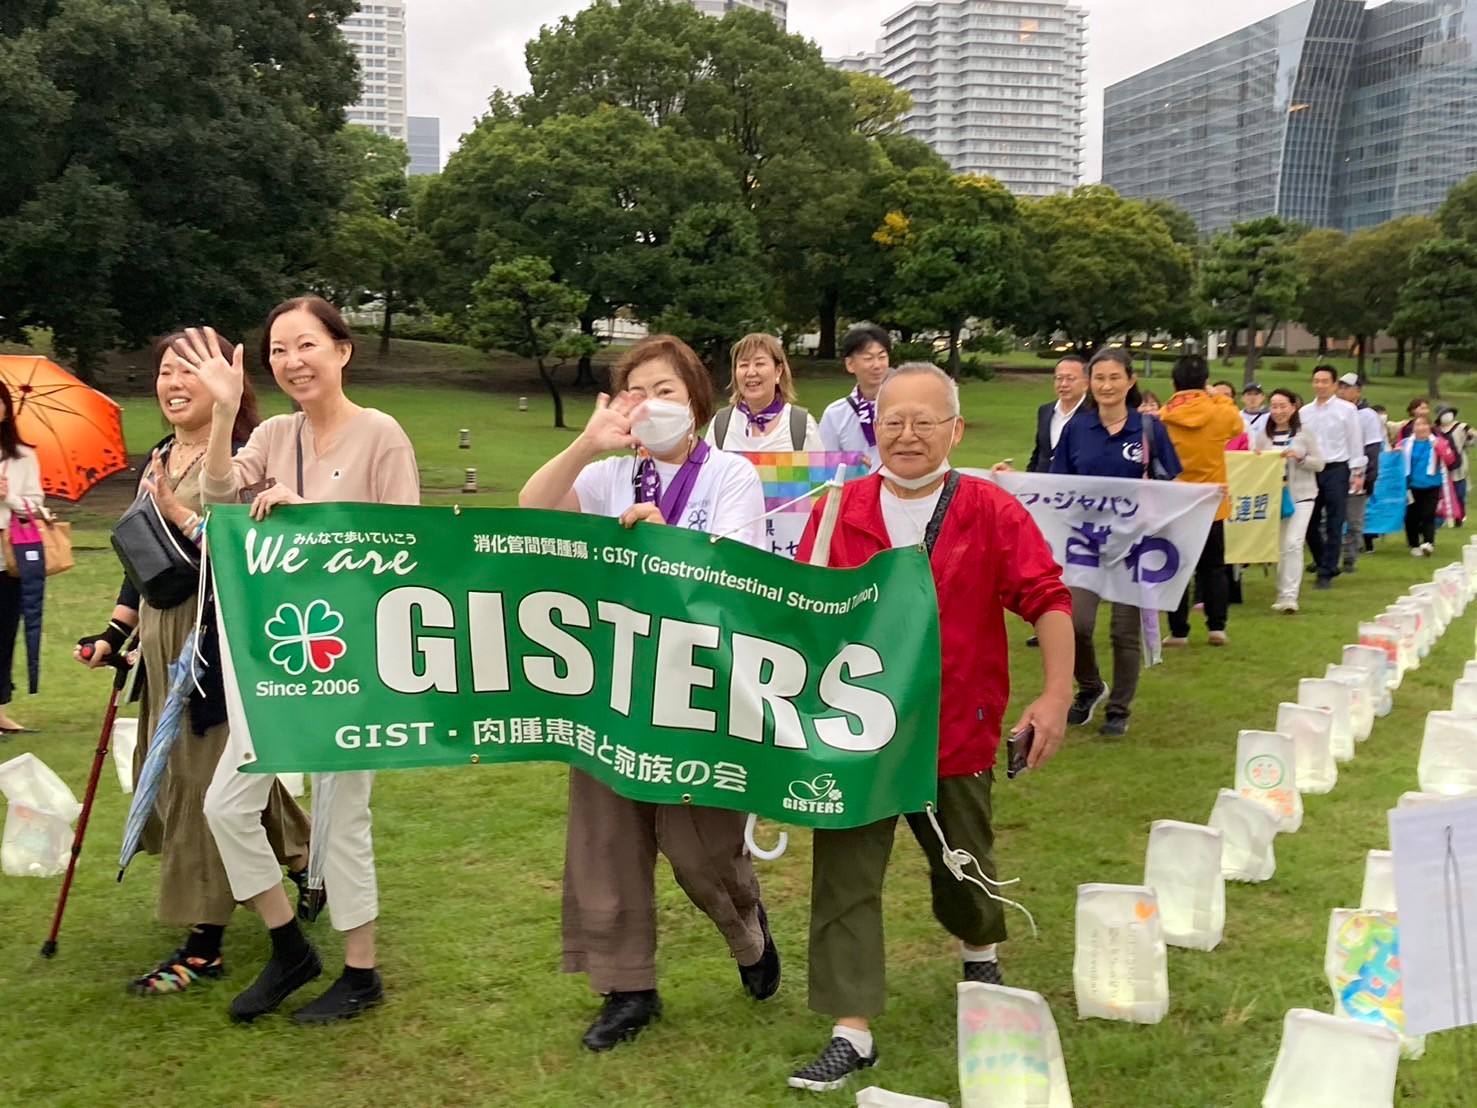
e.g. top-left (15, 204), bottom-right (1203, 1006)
top-left (265, 600), bottom-right (348, 675)
top-left (208, 503), bottom-right (943, 831)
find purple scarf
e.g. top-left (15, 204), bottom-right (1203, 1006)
top-left (848, 387), bottom-right (876, 447)
top-left (636, 441), bottom-right (712, 526)
top-left (738, 395), bottom-right (786, 434)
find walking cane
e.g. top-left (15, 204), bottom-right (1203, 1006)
top-left (40, 639), bottom-right (135, 958)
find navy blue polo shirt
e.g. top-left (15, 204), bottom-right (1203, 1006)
top-left (1051, 409), bottom-right (1183, 481)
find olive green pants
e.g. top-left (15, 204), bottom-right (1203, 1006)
top-left (808, 772), bottom-right (1007, 1018)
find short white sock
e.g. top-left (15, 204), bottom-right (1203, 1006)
top-left (832, 1024), bottom-right (874, 1058)
top-left (961, 943), bottom-right (998, 963)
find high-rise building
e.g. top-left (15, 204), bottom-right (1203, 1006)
top-left (342, 2), bottom-right (408, 143)
top-left (408, 116), bottom-right (441, 176)
top-left (1103, 0), bottom-right (1477, 234)
top-left (833, 2), bottom-right (1088, 197)
top-left (683, 0), bottom-right (787, 27)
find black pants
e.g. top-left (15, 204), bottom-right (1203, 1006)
top-left (0, 572), bottom-right (20, 705)
top-left (1307, 462), bottom-right (1350, 581)
top-left (1405, 486), bottom-right (1441, 548)
top-left (1170, 519), bottom-right (1227, 636)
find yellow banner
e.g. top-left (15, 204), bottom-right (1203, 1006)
top-left (1224, 452), bottom-right (1285, 564)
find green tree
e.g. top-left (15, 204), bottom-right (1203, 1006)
top-left (1294, 228), bottom-right (1353, 358)
top-left (653, 203), bottom-right (773, 371)
top-left (1392, 238), bottom-right (1477, 400)
top-left (1018, 185), bottom-right (1194, 353)
top-left (846, 71), bottom-right (912, 138)
top-left (467, 257), bottom-right (596, 429)
top-left (0, 0), bottom-right (360, 378)
top-left (1334, 216), bottom-right (1440, 377)
top-left (1196, 216), bottom-right (1305, 383)
top-left (1437, 173), bottom-right (1477, 242)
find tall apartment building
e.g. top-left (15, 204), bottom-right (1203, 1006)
top-left (1103, 0), bottom-right (1477, 234)
top-left (341, 2), bottom-right (408, 143)
top-left (684, 0), bottom-right (787, 26)
top-left (407, 116), bottom-right (441, 176)
top-left (832, 2), bottom-right (1088, 197)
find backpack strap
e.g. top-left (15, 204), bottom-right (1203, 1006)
top-left (924, 470), bottom-right (963, 556)
top-left (713, 406), bottom-right (734, 447)
top-left (789, 405), bottom-right (809, 449)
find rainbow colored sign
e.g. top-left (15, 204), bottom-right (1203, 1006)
top-left (739, 451), bottom-right (872, 558)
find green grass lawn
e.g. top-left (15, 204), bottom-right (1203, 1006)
top-left (3, 370), bottom-right (1475, 1106)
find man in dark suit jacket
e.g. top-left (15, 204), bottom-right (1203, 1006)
top-left (1028, 355), bottom-right (1089, 472)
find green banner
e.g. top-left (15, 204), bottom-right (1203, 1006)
top-left (208, 504), bottom-right (941, 829)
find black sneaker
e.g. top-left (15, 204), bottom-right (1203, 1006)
top-left (582, 990), bottom-right (662, 1052)
top-left (292, 969), bottom-right (384, 1025)
top-left (1067, 687), bottom-right (1108, 727)
top-left (963, 959), bottom-right (1003, 985)
top-left (287, 869), bottom-right (328, 924)
top-left (738, 903), bottom-right (781, 1001)
top-left (1315, 578), bottom-right (1333, 591)
top-left (228, 947), bottom-right (322, 1023)
top-left (1099, 715), bottom-right (1129, 738)
top-left (1342, 562), bottom-right (1357, 574)
top-left (788, 1036), bottom-right (878, 1092)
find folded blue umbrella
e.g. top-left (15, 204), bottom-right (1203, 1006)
top-left (118, 630), bottom-right (196, 878)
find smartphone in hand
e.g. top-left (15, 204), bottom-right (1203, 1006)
top-left (1006, 725), bottom-right (1035, 780)
top-left (239, 477), bottom-right (277, 505)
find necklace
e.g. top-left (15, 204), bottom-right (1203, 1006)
top-left (167, 440), bottom-right (207, 480)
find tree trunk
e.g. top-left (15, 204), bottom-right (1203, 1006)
top-left (1223, 329), bottom-right (1237, 364)
top-left (576, 316), bottom-right (598, 388)
top-left (1244, 328), bottom-right (1260, 385)
top-left (379, 298), bottom-right (394, 356)
top-left (537, 358), bottom-right (566, 429)
top-left (1355, 334), bottom-right (1368, 379)
top-left (1396, 337), bottom-right (1407, 377)
top-left (947, 325), bottom-right (962, 378)
top-left (1318, 334), bottom-right (1329, 357)
top-left (817, 291), bottom-right (838, 360)
top-left (1428, 348), bottom-right (1442, 401)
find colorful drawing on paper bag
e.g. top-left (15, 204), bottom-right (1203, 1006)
top-left (959, 1003), bottom-right (1050, 1091)
top-left (1331, 913), bottom-right (1406, 1033)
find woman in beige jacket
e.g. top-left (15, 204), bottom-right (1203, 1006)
top-left (1254, 388), bottom-right (1325, 613)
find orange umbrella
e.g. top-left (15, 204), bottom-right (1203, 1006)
top-left (0, 356), bottom-right (128, 501)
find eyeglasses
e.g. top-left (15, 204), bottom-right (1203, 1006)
top-left (877, 415), bottom-right (957, 438)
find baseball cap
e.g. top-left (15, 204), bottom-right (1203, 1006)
top-left (1337, 372), bottom-right (1360, 387)
top-left (1241, 382), bottom-right (1262, 393)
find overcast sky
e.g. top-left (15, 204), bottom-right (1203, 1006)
top-left (406, 0), bottom-right (1311, 178)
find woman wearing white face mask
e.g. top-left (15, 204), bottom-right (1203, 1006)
top-left (519, 334), bottom-right (779, 1053)
top-left (705, 332), bottom-right (823, 453)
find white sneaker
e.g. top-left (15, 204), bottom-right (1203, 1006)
top-left (1412, 547), bottom-right (1426, 557)
top-left (1422, 543), bottom-right (1435, 556)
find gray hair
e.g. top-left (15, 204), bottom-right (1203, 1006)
top-left (877, 361), bottom-right (961, 418)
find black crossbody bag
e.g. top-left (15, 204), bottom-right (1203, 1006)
top-left (110, 442), bottom-right (201, 610)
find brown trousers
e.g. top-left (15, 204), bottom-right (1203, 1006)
top-left (561, 769), bottom-right (765, 993)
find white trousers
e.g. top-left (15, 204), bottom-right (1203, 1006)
top-left (204, 726), bottom-right (378, 933)
top-left (1279, 500), bottom-right (1316, 602)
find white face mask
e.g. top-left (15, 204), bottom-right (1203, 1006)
top-left (632, 398), bottom-right (694, 456)
top-left (880, 460), bottom-right (951, 491)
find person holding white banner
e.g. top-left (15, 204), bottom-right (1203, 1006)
top-left (1052, 348), bottom-right (1182, 738)
top-left (705, 332), bottom-right (823, 452)
top-left (1254, 389), bottom-right (1324, 613)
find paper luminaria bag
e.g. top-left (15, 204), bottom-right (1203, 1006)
top-left (1452, 679), bottom-right (1477, 714)
top-left (1341, 643), bottom-right (1394, 715)
top-left (856, 1090), bottom-right (949, 1108)
top-left (1072, 883), bottom-right (1169, 1024)
top-left (1416, 711), bottom-right (1477, 796)
top-left (1372, 611), bottom-right (1419, 672)
top-left (1235, 730), bottom-right (1303, 832)
top-left (1325, 665), bottom-right (1375, 743)
top-left (1208, 788), bottom-right (1278, 882)
top-left (1360, 850), bottom-right (1396, 912)
top-left (1262, 1008), bottom-right (1401, 1108)
top-left (1297, 679), bottom-right (1355, 763)
top-left (1358, 621), bottom-right (1407, 686)
top-left (1324, 908), bottom-right (1425, 1060)
top-left (957, 982), bottom-right (1073, 1108)
top-left (1275, 702), bottom-right (1337, 795)
top-left (1143, 821), bottom-right (1224, 951)
top-left (0, 753), bottom-right (82, 878)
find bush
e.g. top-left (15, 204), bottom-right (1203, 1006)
top-left (892, 341), bottom-right (943, 366)
top-left (963, 357), bottom-right (995, 382)
top-left (962, 329), bottom-right (1014, 356)
top-left (1270, 359), bottom-right (1299, 374)
top-left (392, 314), bottom-right (465, 345)
top-left (1261, 346), bottom-right (1285, 358)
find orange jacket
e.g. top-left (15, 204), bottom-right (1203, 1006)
top-left (1160, 391), bottom-right (1245, 521)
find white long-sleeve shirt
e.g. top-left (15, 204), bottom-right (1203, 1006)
top-left (1300, 396), bottom-right (1367, 471)
top-left (0, 446), bottom-right (45, 528)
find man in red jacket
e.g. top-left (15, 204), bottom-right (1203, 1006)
top-left (787, 362), bottom-right (1073, 1094)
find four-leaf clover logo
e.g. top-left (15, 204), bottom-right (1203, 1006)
top-left (265, 600), bottom-right (347, 676)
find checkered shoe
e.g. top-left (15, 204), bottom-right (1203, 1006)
top-left (788, 1037), bottom-right (877, 1092)
top-left (963, 959), bottom-right (1003, 985)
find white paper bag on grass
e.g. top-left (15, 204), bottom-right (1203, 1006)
top-left (1262, 1008), bottom-right (1400, 1108)
top-left (1465, 661), bottom-right (1477, 683)
top-left (1236, 731), bottom-right (1303, 831)
top-left (1208, 789), bottom-right (1278, 882)
top-left (1324, 666), bottom-right (1374, 742)
top-left (1408, 583), bottom-right (1451, 633)
top-left (1416, 711), bottom-right (1477, 796)
top-left (1398, 790), bottom-right (1460, 808)
top-left (1325, 909), bottom-right (1425, 1060)
top-left (1373, 611), bottom-right (1419, 672)
top-left (1434, 565), bottom-right (1467, 616)
top-left (1452, 679), bottom-right (1477, 714)
top-left (1389, 601), bottom-right (1435, 657)
top-left (1358, 622), bottom-right (1407, 686)
top-left (1342, 645), bottom-right (1393, 715)
top-left (856, 1090), bottom-right (948, 1108)
top-left (1360, 850), bottom-right (1395, 911)
top-left (1298, 680), bottom-right (1354, 763)
top-left (1275, 703), bottom-right (1337, 794)
top-left (0, 753), bottom-right (81, 878)
top-left (1144, 821), bottom-right (1224, 950)
top-left (110, 717), bottom-right (138, 794)
top-left (957, 983), bottom-right (1072, 1108)
top-left (1073, 884), bottom-right (1168, 1024)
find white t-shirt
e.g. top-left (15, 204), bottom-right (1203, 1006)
top-left (1050, 397), bottom-right (1084, 450)
top-left (1356, 405), bottom-right (1385, 448)
top-left (818, 396), bottom-right (882, 471)
top-left (1241, 409), bottom-right (1270, 435)
top-left (880, 483), bottom-right (944, 549)
top-left (573, 448), bottom-right (768, 550)
top-left (704, 403), bottom-right (823, 453)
